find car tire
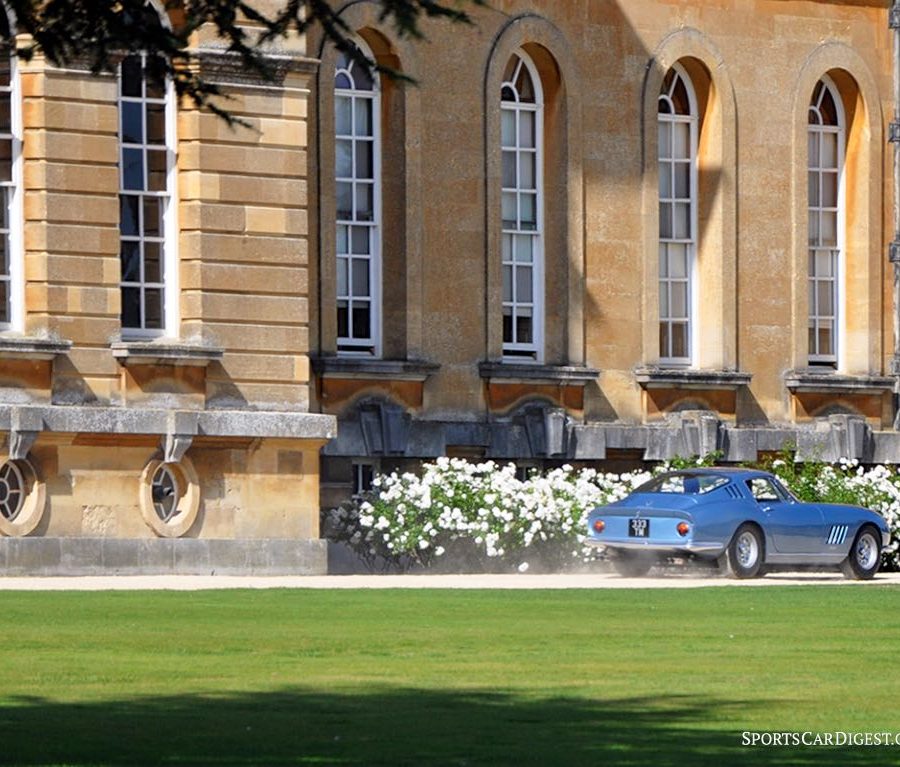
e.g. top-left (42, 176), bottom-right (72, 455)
top-left (840, 525), bottom-right (881, 580)
top-left (723, 523), bottom-right (764, 579)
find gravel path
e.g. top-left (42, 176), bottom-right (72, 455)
top-left (1, 571), bottom-right (899, 590)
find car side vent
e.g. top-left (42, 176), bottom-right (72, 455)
top-left (725, 485), bottom-right (743, 499)
top-left (827, 525), bottom-right (849, 546)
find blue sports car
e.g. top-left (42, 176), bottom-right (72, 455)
top-left (585, 468), bottom-right (891, 579)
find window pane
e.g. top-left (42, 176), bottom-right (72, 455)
top-left (121, 287), bottom-right (141, 327)
top-left (120, 241), bottom-right (141, 282)
top-left (0, 60), bottom-right (9, 90)
top-left (352, 303), bottom-right (371, 338)
top-left (355, 183), bottom-right (374, 221)
top-left (658, 163), bottom-right (671, 198)
top-left (659, 244), bottom-right (668, 277)
top-left (808, 171), bottom-right (819, 207)
top-left (502, 192), bottom-right (517, 228)
top-left (519, 111), bottom-right (535, 149)
top-left (352, 259), bottom-right (369, 296)
top-left (671, 282), bottom-right (688, 317)
top-left (121, 57), bottom-right (142, 98)
top-left (673, 162), bottom-right (689, 199)
top-left (502, 151), bottom-right (516, 188)
top-left (336, 225), bottom-right (348, 254)
top-left (502, 265), bottom-right (512, 302)
top-left (335, 139), bottom-right (352, 178)
top-left (147, 149), bottom-right (167, 192)
top-left (122, 148), bottom-right (144, 190)
top-left (817, 280), bottom-right (834, 315)
top-left (120, 195), bottom-right (140, 237)
top-left (659, 322), bottom-right (669, 355)
top-left (146, 103), bottom-right (165, 145)
top-left (337, 300), bottom-right (349, 337)
top-left (821, 171), bottom-right (837, 208)
top-left (355, 141), bottom-right (373, 179)
top-left (673, 122), bottom-right (690, 159)
top-left (808, 324), bottom-right (817, 353)
top-left (668, 244), bottom-right (687, 277)
top-left (821, 132), bottom-right (837, 167)
top-left (659, 283), bottom-right (669, 317)
top-left (659, 202), bottom-right (672, 239)
top-left (821, 212), bottom-right (837, 247)
top-left (808, 211), bottom-right (819, 246)
top-left (0, 280), bottom-right (7, 323)
top-left (673, 202), bottom-right (690, 239)
top-left (516, 265), bottom-right (533, 303)
top-left (351, 226), bottom-right (369, 255)
top-left (501, 109), bottom-right (515, 146)
top-left (144, 288), bottom-right (163, 329)
top-left (0, 101), bottom-right (11, 134)
top-left (336, 257), bottom-right (348, 296)
top-left (503, 308), bottom-right (513, 344)
top-left (815, 251), bottom-right (833, 278)
top-left (516, 312), bottom-right (533, 343)
top-left (502, 233), bottom-right (512, 262)
top-left (818, 322), bottom-right (833, 355)
top-left (519, 193), bottom-right (536, 228)
top-left (671, 322), bottom-right (688, 358)
top-left (335, 73), bottom-right (351, 91)
top-left (336, 182), bottom-right (353, 220)
top-left (515, 234), bottom-right (533, 263)
top-left (519, 152), bottom-right (535, 189)
top-left (144, 241), bottom-right (162, 283)
top-left (658, 122), bottom-right (671, 160)
top-left (335, 96), bottom-right (352, 135)
top-left (145, 57), bottom-right (166, 99)
top-left (808, 132), bottom-right (819, 167)
top-left (0, 139), bottom-right (10, 183)
top-left (356, 97), bottom-right (373, 135)
top-left (143, 197), bottom-right (162, 237)
top-left (352, 62), bottom-right (374, 92)
top-left (121, 101), bottom-right (143, 144)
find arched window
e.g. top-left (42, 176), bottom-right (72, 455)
top-left (807, 77), bottom-right (844, 366)
top-left (0, 14), bottom-right (21, 331)
top-left (501, 51), bottom-right (543, 361)
top-left (657, 65), bottom-right (697, 365)
top-left (118, 24), bottom-right (177, 336)
top-left (335, 43), bottom-right (380, 356)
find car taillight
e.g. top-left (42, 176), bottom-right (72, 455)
top-left (593, 519), bottom-right (606, 533)
top-left (676, 522), bottom-right (690, 537)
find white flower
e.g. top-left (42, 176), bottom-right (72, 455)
top-left (517, 562), bottom-right (529, 573)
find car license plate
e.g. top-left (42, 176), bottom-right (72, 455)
top-left (628, 518), bottom-right (650, 538)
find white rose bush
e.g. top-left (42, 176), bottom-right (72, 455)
top-left (326, 454), bottom-right (900, 572)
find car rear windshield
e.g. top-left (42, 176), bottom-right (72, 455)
top-left (635, 473), bottom-right (731, 495)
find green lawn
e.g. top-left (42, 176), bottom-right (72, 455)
top-left (1, 586), bottom-right (899, 766)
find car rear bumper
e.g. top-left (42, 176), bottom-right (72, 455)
top-left (585, 538), bottom-right (725, 556)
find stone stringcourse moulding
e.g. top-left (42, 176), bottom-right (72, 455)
top-left (478, 361), bottom-right (600, 385)
top-left (110, 340), bottom-right (224, 367)
top-left (784, 368), bottom-right (894, 394)
top-left (0, 335), bottom-right (72, 361)
top-left (312, 357), bottom-right (440, 382)
top-left (633, 367), bottom-right (752, 389)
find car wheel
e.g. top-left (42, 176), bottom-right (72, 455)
top-left (840, 525), bottom-right (881, 580)
top-left (611, 551), bottom-right (655, 577)
top-left (724, 523), bottom-right (764, 579)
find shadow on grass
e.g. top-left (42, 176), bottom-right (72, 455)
top-left (0, 688), bottom-right (884, 767)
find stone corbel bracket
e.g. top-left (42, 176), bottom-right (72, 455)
top-left (161, 411), bottom-right (198, 463)
top-left (2, 406), bottom-right (43, 460)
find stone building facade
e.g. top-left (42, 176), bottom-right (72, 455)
top-left (0, 5), bottom-right (335, 572)
top-left (311, 0), bottom-right (900, 510)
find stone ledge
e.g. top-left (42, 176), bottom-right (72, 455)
top-left (0, 537), bottom-right (327, 576)
top-left (784, 369), bottom-right (894, 394)
top-left (0, 405), bottom-right (336, 441)
top-left (0, 335), bottom-right (72, 361)
top-left (634, 367), bottom-right (752, 390)
top-left (111, 340), bottom-right (224, 367)
top-left (478, 362), bottom-right (599, 385)
top-left (312, 357), bottom-right (440, 381)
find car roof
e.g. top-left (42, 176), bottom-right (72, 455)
top-left (663, 467), bottom-right (772, 479)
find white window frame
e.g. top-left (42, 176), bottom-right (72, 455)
top-left (657, 63), bottom-right (698, 367)
top-left (501, 51), bottom-right (544, 363)
top-left (807, 75), bottom-right (845, 367)
top-left (117, 51), bottom-right (179, 339)
top-left (0, 44), bottom-right (23, 332)
top-left (334, 40), bottom-right (382, 358)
